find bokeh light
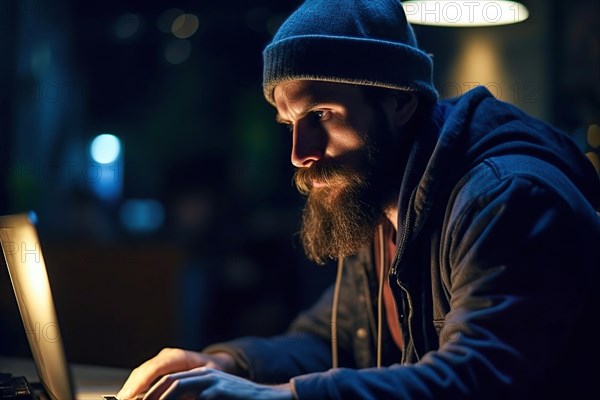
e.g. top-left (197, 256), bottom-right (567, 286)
top-left (114, 13), bottom-right (141, 39)
top-left (587, 124), bottom-right (600, 149)
top-left (171, 14), bottom-right (199, 39)
top-left (164, 39), bottom-right (191, 64)
top-left (90, 134), bottom-right (121, 164)
top-left (120, 199), bottom-right (165, 233)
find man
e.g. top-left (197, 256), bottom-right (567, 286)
top-left (117, 0), bottom-right (600, 399)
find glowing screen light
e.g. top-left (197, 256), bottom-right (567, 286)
top-left (402, 1), bottom-right (529, 27)
top-left (90, 134), bottom-right (121, 164)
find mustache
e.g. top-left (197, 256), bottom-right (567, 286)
top-left (293, 161), bottom-right (367, 196)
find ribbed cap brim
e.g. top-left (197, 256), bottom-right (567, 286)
top-left (263, 35), bottom-right (438, 105)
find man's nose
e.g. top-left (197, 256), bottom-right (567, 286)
top-left (291, 120), bottom-right (325, 168)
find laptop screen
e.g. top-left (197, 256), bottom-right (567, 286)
top-left (0, 212), bottom-right (75, 400)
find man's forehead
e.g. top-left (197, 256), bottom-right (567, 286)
top-left (274, 80), bottom-right (362, 104)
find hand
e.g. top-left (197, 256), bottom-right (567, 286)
top-left (142, 368), bottom-right (294, 400)
top-left (117, 348), bottom-right (239, 400)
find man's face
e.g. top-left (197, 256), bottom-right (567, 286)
top-left (273, 80), bottom-right (399, 264)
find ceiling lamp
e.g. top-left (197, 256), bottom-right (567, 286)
top-left (402, 1), bottom-right (529, 27)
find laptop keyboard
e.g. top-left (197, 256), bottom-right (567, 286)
top-left (0, 373), bottom-right (35, 399)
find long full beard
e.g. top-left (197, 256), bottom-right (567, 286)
top-left (294, 143), bottom-right (389, 264)
top-left (299, 178), bottom-right (380, 264)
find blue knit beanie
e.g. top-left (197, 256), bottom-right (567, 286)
top-left (263, 0), bottom-right (438, 105)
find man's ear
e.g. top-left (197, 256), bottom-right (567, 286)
top-left (383, 92), bottom-right (419, 129)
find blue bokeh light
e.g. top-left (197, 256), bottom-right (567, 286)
top-left (90, 134), bottom-right (121, 164)
top-left (120, 199), bottom-right (165, 233)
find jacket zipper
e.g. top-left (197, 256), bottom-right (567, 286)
top-left (390, 187), bottom-right (420, 364)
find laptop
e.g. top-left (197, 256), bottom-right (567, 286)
top-left (0, 212), bottom-right (130, 400)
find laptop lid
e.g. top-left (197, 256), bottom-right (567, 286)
top-left (0, 212), bottom-right (75, 400)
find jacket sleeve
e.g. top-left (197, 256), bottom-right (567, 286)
top-left (202, 272), bottom-right (358, 384)
top-left (291, 169), bottom-right (600, 399)
top-left (202, 332), bottom-right (330, 384)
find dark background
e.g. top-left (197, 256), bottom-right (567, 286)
top-left (0, 0), bottom-right (598, 369)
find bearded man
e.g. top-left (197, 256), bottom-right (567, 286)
top-left (117, 1), bottom-right (600, 399)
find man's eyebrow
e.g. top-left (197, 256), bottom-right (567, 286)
top-left (274, 102), bottom-right (322, 124)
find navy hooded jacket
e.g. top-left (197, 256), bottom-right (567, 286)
top-left (204, 86), bottom-right (600, 399)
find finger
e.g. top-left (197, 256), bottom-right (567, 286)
top-left (119, 350), bottom-right (199, 399)
top-left (143, 368), bottom-right (210, 400)
top-left (118, 362), bottom-right (167, 399)
top-left (197, 386), bottom-right (219, 400)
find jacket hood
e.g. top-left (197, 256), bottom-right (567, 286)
top-left (403, 86), bottom-right (600, 235)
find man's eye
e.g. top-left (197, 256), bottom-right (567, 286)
top-left (311, 110), bottom-right (331, 122)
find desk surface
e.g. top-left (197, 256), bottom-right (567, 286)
top-left (0, 357), bottom-right (131, 399)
